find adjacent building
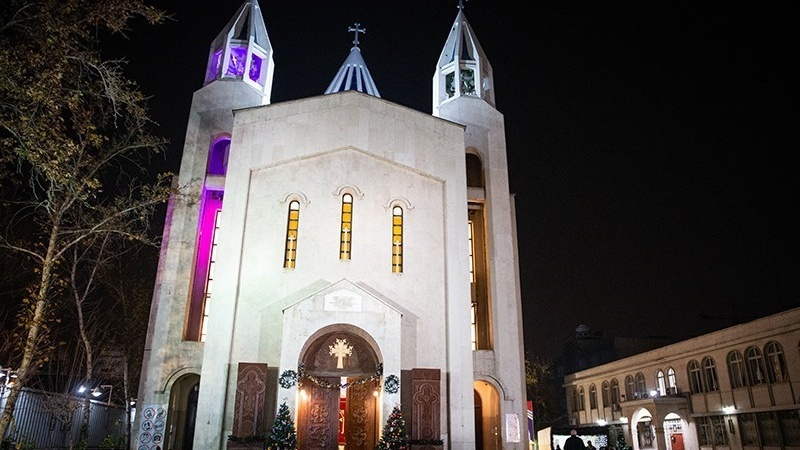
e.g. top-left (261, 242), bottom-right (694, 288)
top-left (136, 1), bottom-right (528, 449)
top-left (563, 307), bottom-right (800, 450)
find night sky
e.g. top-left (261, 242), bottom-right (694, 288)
top-left (106, 1), bottom-right (797, 359)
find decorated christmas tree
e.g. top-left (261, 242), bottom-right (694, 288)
top-left (266, 402), bottom-right (298, 450)
top-left (375, 405), bottom-right (407, 450)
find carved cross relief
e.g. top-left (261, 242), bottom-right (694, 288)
top-left (328, 338), bottom-right (353, 369)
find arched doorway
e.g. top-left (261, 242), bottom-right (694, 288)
top-left (166, 373), bottom-right (200, 450)
top-left (297, 329), bottom-right (381, 450)
top-left (474, 380), bottom-right (501, 450)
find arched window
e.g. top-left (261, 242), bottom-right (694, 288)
top-left (702, 357), bottom-right (719, 392)
top-left (727, 350), bottom-right (747, 388)
top-left (578, 386), bottom-right (586, 411)
top-left (601, 381), bottom-right (610, 407)
top-left (635, 372), bottom-right (646, 397)
top-left (656, 370), bottom-right (666, 396)
top-left (667, 367), bottom-right (677, 391)
top-left (610, 379), bottom-right (620, 406)
top-left (625, 375), bottom-right (634, 401)
top-left (466, 153), bottom-right (484, 188)
top-left (391, 206), bottom-right (403, 273)
top-left (283, 200), bottom-right (300, 269)
top-left (764, 341), bottom-right (787, 383)
top-left (688, 360), bottom-right (703, 393)
top-left (339, 194), bottom-right (353, 260)
top-left (745, 346), bottom-right (766, 385)
top-left (589, 384), bottom-right (598, 409)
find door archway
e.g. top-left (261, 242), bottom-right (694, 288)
top-left (166, 373), bottom-right (200, 450)
top-left (297, 329), bottom-right (381, 450)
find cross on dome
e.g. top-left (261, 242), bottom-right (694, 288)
top-left (348, 22), bottom-right (366, 47)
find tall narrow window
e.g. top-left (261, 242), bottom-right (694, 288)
top-left (200, 209), bottom-right (222, 342)
top-left (625, 375), bottom-right (634, 401)
top-left (745, 346), bottom-right (766, 385)
top-left (284, 201), bottom-right (300, 269)
top-left (728, 350), bottom-right (747, 388)
top-left (578, 386), bottom-right (585, 411)
top-left (391, 206), bottom-right (403, 273)
top-left (635, 372), bottom-right (646, 397)
top-left (601, 381), bottom-right (610, 407)
top-left (185, 136), bottom-right (230, 342)
top-left (468, 204), bottom-right (491, 350)
top-left (702, 357), bottom-right (719, 392)
top-left (340, 194), bottom-right (353, 260)
top-left (764, 341), bottom-right (787, 383)
top-left (610, 379), bottom-right (620, 406)
top-left (688, 360), bottom-right (703, 393)
top-left (656, 370), bottom-right (666, 396)
top-left (589, 384), bottom-right (597, 409)
top-left (667, 367), bottom-right (677, 391)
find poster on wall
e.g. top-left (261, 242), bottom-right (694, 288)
top-left (137, 404), bottom-right (168, 450)
top-left (506, 413), bottom-right (521, 443)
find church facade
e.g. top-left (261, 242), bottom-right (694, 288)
top-left (136, 2), bottom-right (528, 449)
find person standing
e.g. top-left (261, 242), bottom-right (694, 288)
top-left (565, 429), bottom-right (587, 450)
top-left (587, 440), bottom-right (597, 450)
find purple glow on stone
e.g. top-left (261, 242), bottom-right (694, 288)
top-left (188, 188), bottom-right (223, 341)
top-left (226, 47), bottom-right (247, 77)
top-left (206, 49), bottom-right (222, 83)
top-left (249, 54), bottom-right (262, 83)
top-left (207, 138), bottom-right (230, 175)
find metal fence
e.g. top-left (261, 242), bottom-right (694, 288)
top-left (1, 387), bottom-right (128, 449)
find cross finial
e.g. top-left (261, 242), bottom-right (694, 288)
top-left (348, 22), bottom-right (366, 47)
top-left (457, 0), bottom-right (467, 10)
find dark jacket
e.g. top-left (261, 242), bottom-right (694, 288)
top-left (565, 435), bottom-right (587, 450)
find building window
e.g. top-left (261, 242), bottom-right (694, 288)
top-left (339, 194), bottom-right (353, 260)
top-left (779, 410), bottom-right (800, 446)
top-left (610, 379), bottom-right (620, 406)
top-left (656, 370), bottom-right (666, 396)
top-left (466, 153), bottom-right (484, 188)
top-left (634, 372), bottom-right (646, 398)
top-left (739, 413), bottom-right (758, 446)
top-left (702, 357), bottom-right (719, 392)
top-left (667, 367), bottom-right (677, 391)
top-left (199, 209), bottom-right (221, 343)
top-left (601, 381), bottom-right (610, 407)
top-left (712, 416), bottom-right (728, 445)
top-left (764, 341), bottom-right (787, 383)
top-left (745, 346), bottom-right (766, 385)
top-left (185, 189), bottom-right (223, 342)
top-left (727, 350), bottom-right (747, 388)
top-left (283, 200), bottom-right (300, 269)
top-left (625, 375), bottom-right (634, 401)
top-left (698, 417), bottom-right (713, 446)
top-left (688, 360), bottom-right (703, 394)
top-left (391, 206), bottom-right (403, 273)
top-left (578, 386), bottom-right (586, 411)
top-left (759, 412), bottom-right (781, 445)
top-left (468, 204), bottom-right (491, 349)
top-left (589, 384), bottom-right (597, 409)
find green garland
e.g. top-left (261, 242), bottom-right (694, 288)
top-left (295, 363), bottom-right (384, 390)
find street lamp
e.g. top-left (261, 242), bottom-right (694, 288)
top-left (91, 384), bottom-right (114, 405)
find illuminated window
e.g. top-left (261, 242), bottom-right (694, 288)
top-left (656, 370), bottom-right (666, 396)
top-left (667, 367), bottom-right (677, 390)
top-left (468, 204), bottom-right (491, 350)
top-left (391, 206), bottom-right (403, 273)
top-left (578, 386), bottom-right (585, 411)
top-left (340, 194), bottom-right (353, 260)
top-left (728, 350), bottom-right (747, 388)
top-left (200, 209), bottom-right (221, 342)
top-left (284, 201), bottom-right (300, 269)
top-left (634, 372), bottom-right (646, 397)
top-left (625, 375), bottom-right (634, 401)
top-left (589, 384), bottom-right (597, 409)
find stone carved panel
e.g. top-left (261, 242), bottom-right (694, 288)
top-left (411, 368), bottom-right (441, 441)
top-left (232, 363), bottom-right (268, 438)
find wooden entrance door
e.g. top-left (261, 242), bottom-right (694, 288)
top-left (298, 378), bottom-right (339, 450)
top-left (671, 434), bottom-right (684, 450)
top-left (344, 379), bottom-right (378, 450)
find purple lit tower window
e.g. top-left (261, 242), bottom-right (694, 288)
top-left (206, 48), bottom-right (263, 84)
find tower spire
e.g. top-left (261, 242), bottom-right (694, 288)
top-left (432, 4), bottom-right (494, 115)
top-left (324, 22), bottom-right (381, 97)
top-left (203, 0), bottom-right (274, 102)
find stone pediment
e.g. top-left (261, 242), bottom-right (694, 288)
top-left (282, 279), bottom-right (403, 317)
